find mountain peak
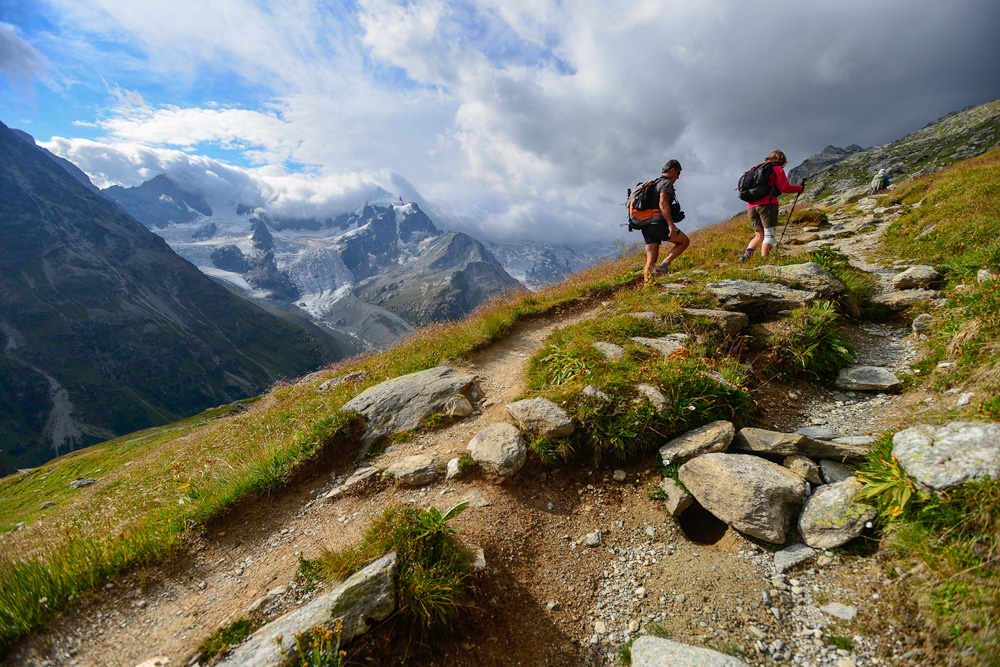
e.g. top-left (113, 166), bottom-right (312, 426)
top-left (365, 187), bottom-right (404, 208)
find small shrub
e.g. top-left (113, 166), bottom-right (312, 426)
top-left (198, 618), bottom-right (255, 660)
top-left (617, 637), bottom-right (635, 664)
top-left (827, 635), bottom-right (854, 651)
top-left (768, 302), bottom-right (856, 380)
top-left (532, 343), bottom-right (595, 387)
top-left (311, 502), bottom-right (474, 628)
top-left (278, 621), bottom-right (344, 667)
top-left (856, 435), bottom-right (926, 518)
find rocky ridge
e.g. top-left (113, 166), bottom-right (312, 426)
top-left (800, 98), bottom-right (1000, 205)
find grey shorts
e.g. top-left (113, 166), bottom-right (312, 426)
top-left (748, 204), bottom-right (779, 230)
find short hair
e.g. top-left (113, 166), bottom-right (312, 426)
top-left (662, 159), bottom-right (682, 174)
top-left (766, 150), bottom-right (788, 166)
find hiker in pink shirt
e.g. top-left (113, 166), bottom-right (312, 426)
top-left (738, 150), bottom-right (803, 261)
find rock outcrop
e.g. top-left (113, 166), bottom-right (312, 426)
top-left (340, 366), bottom-right (478, 449)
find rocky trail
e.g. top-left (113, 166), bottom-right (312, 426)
top-left (10, 197), bottom-right (941, 667)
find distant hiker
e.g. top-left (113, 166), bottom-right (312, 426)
top-left (738, 150), bottom-right (803, 263)
top-left (870, 168), bottom-right (889, 195)
top-left (641, 159), bottom-right (690, 284)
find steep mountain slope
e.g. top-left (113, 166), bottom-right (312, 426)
top-left (0, 122), bottom-right (334, 469)
top-left (104, 174), bottom-right (212, 229)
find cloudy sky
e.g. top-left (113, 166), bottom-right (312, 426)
top-left (2, 1), bottom-right (998, 244)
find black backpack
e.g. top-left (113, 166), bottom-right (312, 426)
top-left (625, 177), bottom-right (684, 230)
top-left (737, 162), bottom-right (777, 202)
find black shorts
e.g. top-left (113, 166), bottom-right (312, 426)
top-left (641, 221), bottom-right (676, 245)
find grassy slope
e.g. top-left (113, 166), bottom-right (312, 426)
top-left (2, 151), bottom-right (999, 663)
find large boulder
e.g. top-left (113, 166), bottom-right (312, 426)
top-left (505, 397), bottom-right (574, 437)
top-left (704, 279), bottom-right (818, 317)
top-left (756, 262), bottom-right (846, 295)
top-left (835, 365), bottom-right (903, 392)
top-left (630, 635), bottom-right (748, 667)
top-left (658, 420), bottom-right (735, 465)
top-left (733, 428), bottom-right (867, 459)
top-left (679, 453), bottom-right (805, 543)
top-left (341, 366), bottom-right (477, 450)
top-left (218, 553), bottom-right (397, 667)
top-left (467, 423), bottom-right (528, 477)
top-left (798, 479), bottom-right (875, 549)
top-left (893, 422), bottom-right (1000, 490)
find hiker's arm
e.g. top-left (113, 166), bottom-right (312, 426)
top-left (774, 166), bottom-right (803, 194)
top-left (659, 192), bottom-right (678, 234)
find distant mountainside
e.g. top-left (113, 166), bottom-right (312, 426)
top-left (101, 181), bottom-right (523, 342)
top-left (801, 98), bottom-right (1000, 203)
top-left (0, 123), bottom-right (336, 470)
top-left (487, 241), bottom-right (620, 291)
top-left (105, 174), bottom-right (212, 228)
top-left (787, 144), bottom-right (866, 185)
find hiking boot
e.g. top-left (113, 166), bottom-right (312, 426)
top-left (738, 251), bottom-right (752, 264)
top-left (656, 260), bottom-right (672, 275)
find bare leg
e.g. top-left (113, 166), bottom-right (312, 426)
top-left (662, 231), bottom-right (690, 263)
top-left (644, 243), bottom-right (660, 282)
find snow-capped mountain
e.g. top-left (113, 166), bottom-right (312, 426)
top-left (103, 178), bottom-right (524, 346)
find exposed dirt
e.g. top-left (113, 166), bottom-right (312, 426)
top-left (9, 205), bottom-right (945, 667)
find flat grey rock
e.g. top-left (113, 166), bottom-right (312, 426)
top-left (774, 543), bottom-right (816, 574)
top-left (659, 420), bottom-right (735, 466)
top-left (734, 428), bottom-right (866, 459)
top-left (795, 427), bottom-right (837, 440)
top-left (892, 265), bottom-right (940, 289)
top-left (631, 335), bottom-right (689, 357)
top-left (820, 602), bottom-right (858, 621)
top-left (705, 279), bottom-right (817, 317)
top-left (893, 421), bottom-right (1000, 490)
top-left (756, 262), bottom-right (846, 295)
top-left (872, 289), bottom-right (943, 308)
top-left (836, 365), bottom-right (903, 392)
top-left (631, 635), bottom-right (748, 666)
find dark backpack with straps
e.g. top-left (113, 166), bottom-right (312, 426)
top-left (625, 177), bottom-right (684, 231)
top-left (737, 162), bottom-right (777, 202)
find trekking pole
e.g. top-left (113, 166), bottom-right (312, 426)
top-left (775, 179), bottom-right (806, 251)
